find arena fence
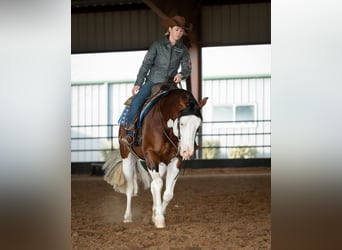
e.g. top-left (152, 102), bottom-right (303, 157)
top-left (71, 119), bottom-right (271, 161)
top-left (71, 75), bottom-right (271, 171)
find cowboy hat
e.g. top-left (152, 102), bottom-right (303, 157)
top-left (162, 15), bottom-right (192, 31)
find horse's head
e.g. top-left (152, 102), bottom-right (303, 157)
top-left (167, 93), bottom-right (208, 160)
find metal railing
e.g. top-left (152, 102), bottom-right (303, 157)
top-left (71, 119), bottom-right (271, 162)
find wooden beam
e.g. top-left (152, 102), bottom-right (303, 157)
top-left (188, 43), bottom-right (202, 102)
top-left (142, 0), bottom-right (169, 19)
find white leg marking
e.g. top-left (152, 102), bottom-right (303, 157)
top-left (159, 162), bottom-right (167, 178)
top-left (162, 157), bottom-right (180, 214)
top-left (122, 153), bottom-right (137, 223)
top-left (149, 169), bottom-right (165, 228)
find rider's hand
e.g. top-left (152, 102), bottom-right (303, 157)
top-left (132, 85), bottom-right (140, 95)
top-left (173, 74), bottom-right (182, 83)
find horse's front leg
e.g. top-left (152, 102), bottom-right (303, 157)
top-left (122, 153), bottom-right (137, 223)
top-left (162, 157), bottom-right (180, 214)
top-left (149, 168), bottom-right (165, 228)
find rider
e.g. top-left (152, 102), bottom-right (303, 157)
top-left (120, 15), bottom-right (192, 146)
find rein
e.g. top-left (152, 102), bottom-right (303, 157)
top-left (157, 100), bottom-right (180, 156)
top-left (156, 89), bottom-right (202, 157)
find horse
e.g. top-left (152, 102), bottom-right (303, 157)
top-left (104, 86), bottom-right (208, 228)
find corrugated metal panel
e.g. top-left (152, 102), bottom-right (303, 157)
top-left (70, 81), bottom-right (134, 162)
top-left (71, 83), bottom-right (109, 162)
top-left (201, 76), bottom-right (271, 158)
top-left (72, 2), bottom-right (270, 53)
top-left (201, 2), bottom-right (270, 46)
top-left (109, 81), bottom-right (135, 124)
top-left (202, 77), bottom-right (270, 118)
top-left (72, 9), bottom-right (164, 53)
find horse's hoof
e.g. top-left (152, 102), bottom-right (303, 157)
top-left (154, 219), bottom-right (166, 228)
top-left (123, 217), bottom-right (132, 223)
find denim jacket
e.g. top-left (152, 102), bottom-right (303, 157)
top-left (135, 36), bottom-right (192, 87)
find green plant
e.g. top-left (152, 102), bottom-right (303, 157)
top-left (202, 140), bottom-right (221, 159)
top-left (229, 146), bottom-right (257, 159)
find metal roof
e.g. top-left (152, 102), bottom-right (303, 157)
top-left (72, 0), bottom-right (144, 8)
top-left (72, 0), bottom-right (270, 12)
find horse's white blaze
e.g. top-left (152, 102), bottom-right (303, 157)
top-left (178, 115), bottom-right (201, 160)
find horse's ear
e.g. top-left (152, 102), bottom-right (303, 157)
top-left (199, 97), bottom-right (208, 109)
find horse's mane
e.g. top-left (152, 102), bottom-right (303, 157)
top-left (176, 89), bottom-right (203, 120)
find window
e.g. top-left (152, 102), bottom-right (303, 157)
top-left (213, 105), bottom-right (233, 122)
top-left (236, 105), bottom-right (255, 121)
top-left (212, 104), bottom-right (257, 127)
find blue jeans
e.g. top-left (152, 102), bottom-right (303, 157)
top-left (126, 80), bottom-right (153, 128)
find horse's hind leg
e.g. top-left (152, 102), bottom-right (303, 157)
top-left (149, 168), bottom-right (165, 228)
top-left (122, 153), bottom-right (137, 223)
top-left (162, 157), bottom-right (180, 214)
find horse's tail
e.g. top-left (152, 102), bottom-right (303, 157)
top-left (102, 150), bottom-right (150, 195)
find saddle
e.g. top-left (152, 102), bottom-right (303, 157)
top-left (120, 82), bottom-right (178, 146)
top-left (124, 82), bottom-right (177, 106)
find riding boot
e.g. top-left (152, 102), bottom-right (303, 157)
top-left (120, 111), bottom-right (139, 146)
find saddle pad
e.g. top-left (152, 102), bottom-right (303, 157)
top-left (118, 106), bottom-right (129, 125)
top-left (137, 90), bottom-right (169, 128)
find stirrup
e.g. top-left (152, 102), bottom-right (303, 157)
top-left (120, 135), bottom-right (134, 146)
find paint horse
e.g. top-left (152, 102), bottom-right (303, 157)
top-left (110, 86), bottom-right (207, 228)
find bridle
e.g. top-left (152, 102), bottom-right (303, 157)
top-left (157, 92), bottom-right (202, 156)
top-left (157, 101), bottom-right (179, 153)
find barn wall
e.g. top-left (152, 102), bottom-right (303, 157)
top-left (201, 2), bottom-right (270, 46)
top-left (72, 9), bottom-right (163, 53)
top-left (201, 76), bottom-right (271, 159)
top-left (71, 2), bottom-right (271, 53)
